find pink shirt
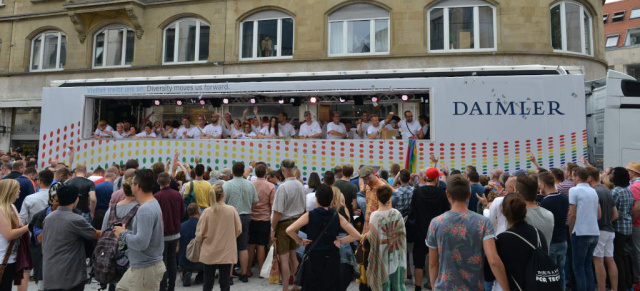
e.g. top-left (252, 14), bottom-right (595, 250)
top-left (251, 178), bottom-right (276, 221)
top-left (109, 189), bottom-right (126, 207)
top-left (632, 179), bottom-right (640, 227)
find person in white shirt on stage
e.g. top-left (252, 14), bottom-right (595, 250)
top-left (258, 117), bottom-right (279, 139)
top-left (356, 111), bottom-right (371, 139)
top-left (162, 121), bottom-right (177, 139)
top-left (237, 122), bottom-right (257, 139)
top-left (190, 115), bottom-right (208, 139)
top-left (113, 123), bottom-right (126, 139)
top-left (221, 112), bottom-right (234, 138)
top-left (345, 120), bottom-right (357, 139)
top-left (243, 107), bottom-right (263, 134)
top-left (327, 112), bottom-right (347, 139)
top-left (278, 113), bottom-right (296, 138)
top-left (177, 116), bottom-right (196, 139)
top-left (398, 111), bottom-right (424, 140)
top-left (93, 120), bottom-right (115, 138)
top-left (229, 119), bottom-right (245, 139)
top-left (297, 111), bottom-right (322, 139)
top-left (202, 113), bottom-right (224, 139)
top-left (366, 113), bottom-right (394, 139)
top-left (135, 123), bottom-right (157, 138)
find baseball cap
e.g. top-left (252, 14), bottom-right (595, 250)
top-left (281, 159), bottom-right (296, 169)
top-left (57, 185), bottom-right (79, 206)
top-left (359, 166), bottom-right (373, 178)
top-left (426, 168), bottom-right (444, 180)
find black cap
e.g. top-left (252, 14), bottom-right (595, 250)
top-left (57, 185), bottom-right (79, 206)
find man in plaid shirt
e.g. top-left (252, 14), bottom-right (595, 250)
top-left (392, 169), bottom-right (413, 217)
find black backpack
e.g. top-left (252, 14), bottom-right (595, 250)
top-left (504, 229), bottom-right (562, 291)
top-left (92, 203), bottom-right (139, 286)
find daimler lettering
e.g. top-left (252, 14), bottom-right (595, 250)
top-left (453, 101), bottom-right (565, 116)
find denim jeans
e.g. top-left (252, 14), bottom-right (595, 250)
top-left (572, 234), bottom-right (599, 291)
top-left (549, 241), bottom-right (567, 291)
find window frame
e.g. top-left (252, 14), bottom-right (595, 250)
top-left (605, 34), bottom-right (620, 48)
top-left (92, 24), bottom-right (135, 69)
top-left (612, 11), bottom-right (626, 22)
top-left (550, 1), bottom-right (594, 56)
top-left (162, 18), bottom-right (210, 65)
top-left (603, 14), bottom-right (609, 24)
top-left (239, 14), bottom-right (295, 61)
top-left (426, 3), bottom-right (498, 53)
top-left (29, 30), bottom-right (66, 72)
top-left (631, 9), bottom-right (640, 20)
top-left (327, 9), bottom-right (390, 57)
top-left (624, 26), bottom-right (640, 46)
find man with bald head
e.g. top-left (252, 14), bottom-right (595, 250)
top-left (490, 168), bottom-right (503, 184)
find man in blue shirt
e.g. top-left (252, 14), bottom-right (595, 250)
top-left (93, 168), bottom-right (117, 229)
top-left (7, 161), bottom-right (35, 212)
top-left (179, 203), bottom-right (203, 287)
top-left (468, 171), bottom-right (484, 213)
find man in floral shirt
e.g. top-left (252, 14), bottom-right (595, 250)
top-left (426, 175), bottom-right (509, 290)
top-left (361, 165), bottom-right (387, 233)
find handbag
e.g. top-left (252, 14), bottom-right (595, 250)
top-left (0, 240), bottom-right (15, 279)
top-left (355, 238), bottom-right (370, 266)
top-left (293, 212), bottom-right (338, 286)
top-left (13, 231), bottom-right (32, 285)
top-left (185, 239), bottom-right (202, 263)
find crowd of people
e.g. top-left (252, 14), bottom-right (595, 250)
top-left (0, 145), bottom-right (639, 291)
top-left (92, 107), bottom-right (431, 140)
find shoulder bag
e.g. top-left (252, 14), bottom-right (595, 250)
top-left (293, 211), bottom-right (338, 286)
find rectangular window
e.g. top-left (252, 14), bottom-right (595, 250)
top-left (105, 29), bottom-right (124, 67)
top-left (551, 5), bottom-right (562, 50)
top-left (177, 20), bottom-right (197, 62)
top-left (430, 8), bottom-right (444, 50)
top-left (625, 27), bottom-right (640, 46)
top-left (347, 20), bottom-right (371, 53)
top-left (42, 33), bottom-right (59, 70)
top-left (31, 36), bottom-right (41, 70)
top-left (257, 19), bottom-right (278, 57)
top-left (241, 22), bottom-right (254, 59)
top-left (612, 11), bottom-right (626, 22)
top-left (125, 31), bottom-right (134, 65)
top-left (565, 3), bottom-right (581, 53)
top-left (164, 27), bottom-right (175, 63)
top-left (281, 18), bottom-right (294, 56)
top-left (374, 19), bottom-right (389, 52)
top-left (241, 17), bottom-right (293, 60)
top-left (478, 6), bottom-right (494, 49)
top-left (329, 22), bottom-right (344, 55)
top-left (94, 34), bottom-right (104, 67)
top-left (606, 35), bottom-right (619, 47)
top-left (449, 7), bottom-right (474, 50)
top-left (199, 25), bottom-right (210, 61)
top-left (632, 9), bottom-right (640, 19)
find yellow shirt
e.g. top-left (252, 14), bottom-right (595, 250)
top-left (184, 180), bottom-right (212, 208)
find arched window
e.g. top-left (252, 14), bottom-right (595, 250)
top-left (427, 0), bottom-right (496, 52)
top-left (328, 3), bottom-right (390, 56)
top-left (163, 18), bottom-right (210, 64)
top-left (93, 25), bottom-right (135, 68)
top-left (550, 1), bottom-right (593, 55)
top-left (240, 10), bottom-right (294, 60)
top-left (30, 31), bottom-right (66, 71)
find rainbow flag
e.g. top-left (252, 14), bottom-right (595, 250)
top-left (405, 137), bottom-right (418, 173)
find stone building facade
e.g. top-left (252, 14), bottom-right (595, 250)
top-left (0, 0), bottom-right (607, 149)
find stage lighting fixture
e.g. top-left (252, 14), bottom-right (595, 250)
top-left (339, 97), bottom-right (345, 103)
top-left (176, 100), bottom-right (183, 106)
top-left (250, 98), bottom-right (256, 104)
top-left (401, 95), bottom-right (409, 101)
top-left (278, 99), bottom-right (284, 104)
top-left (223, 98), bottom-right (229, 104)
top-left (154, 100), bottom-right (160, 106)
top-left (310, 97), bottom-right (317, 104)
top-left (371, 97), bottom-right (378, 103)
top-left (200, 100), bottom-right (206, 105)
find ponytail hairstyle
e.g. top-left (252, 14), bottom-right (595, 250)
top-left (208, 184), bottom-right (224, 210)
top-left (501, 192), bottom-right (527, 225)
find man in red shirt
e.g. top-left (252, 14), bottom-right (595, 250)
top-left (154, 172), bottom-right (185, 291)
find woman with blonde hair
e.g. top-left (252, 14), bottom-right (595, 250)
top-left (0, 179), bottom-right (29, 289)
top-left (194, 184), bottom-right (242, 291)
